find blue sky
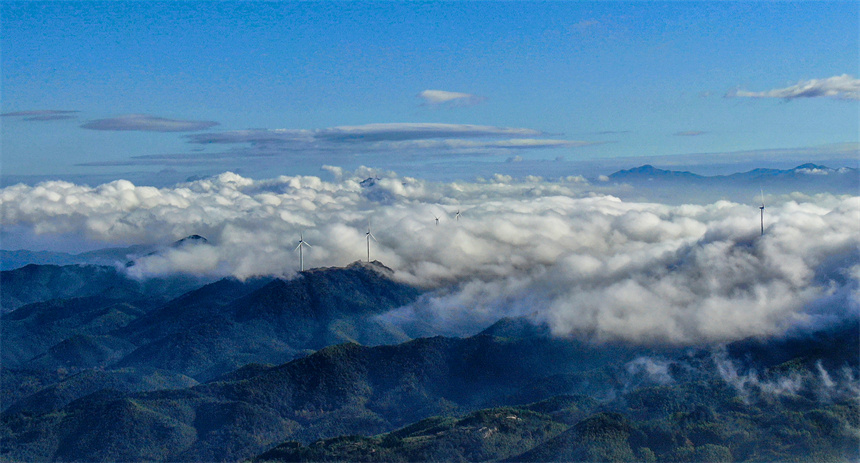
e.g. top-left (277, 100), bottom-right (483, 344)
top-left (2, 1), bottom-right (858, 185)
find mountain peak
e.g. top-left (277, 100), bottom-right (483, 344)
top-left (608, 165), bottom-right (702, 180)
top-left (346, 259), bottom-right (393, 274)
top-left (793, 163), bottom-right (828, 170)
top-left (299, 260), bottom-right (393, 276)
top-left (359, 177), bottom-right (379, 187)
top-left (172, 235), bottom-right (208, 247)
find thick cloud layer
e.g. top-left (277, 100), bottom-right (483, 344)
top-left (2, 169), bottom-right (857, 344)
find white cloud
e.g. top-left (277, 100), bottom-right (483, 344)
top-left (625, 357), bottom-right (674, 386)
top-left (713, 349), bottom-right (859, 401)
top-left (418, 89), bottom-right (484, 106)
top-left (1, 170), bottom-right (857, 345)
top-left (728, 74), bottom-right (860, 100)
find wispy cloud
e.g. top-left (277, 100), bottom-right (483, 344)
top-left (418, 89), bottom-right (484, 107)
top-left (81, 114), bottom-right (219, 132)
top-left (727, 74), bottom-right (860, 100)
top-left (1, 110), bottom-right (79, 121)
top-left (316, 123), bottom-right (538, 141)
top-left (70, 123), bottom-right (600, 173)
top-left (567, 19), bottom-right (601, 34)
top-left (188, 123), bottom-right (542, 144)
top-left (674, 131), bottom-right (707, 137)
top-left (176, 122), bottom-right (597, 161)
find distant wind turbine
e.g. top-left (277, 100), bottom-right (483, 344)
top-left (295, 233), bottom-right (312, 271)
top-left (366, 221), bottom-right (377, 262)
top-left (759, 188), bottom-right (765, 236)
top-left (455, 210), bottom-right (461, 221)
top-left (434, 214), bottom-right (440, 226)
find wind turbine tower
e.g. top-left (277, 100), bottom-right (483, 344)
top-left (295, 233), bottom-right (312, 271)
top-left (366, 222), bottom-right (377, 262)
top-left (759, 189), bottom-right (765, 236)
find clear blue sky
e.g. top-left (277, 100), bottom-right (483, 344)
top-left (2, 1), bottom-right (858, 185)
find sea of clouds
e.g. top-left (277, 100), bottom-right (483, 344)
top-left (2, 167), bottom-right (857, 345)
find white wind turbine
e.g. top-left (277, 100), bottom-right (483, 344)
top-left (295, 233), bottom-right (312, 271)
top-left (366, 221), bottom-right (377, 262)
top-left (433, 214), bottom-right (440, 226)
top-left (759, 188), bottom-right (766, 236)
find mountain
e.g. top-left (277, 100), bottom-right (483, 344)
top-left (0, 250), bottom-right (82, 270)
top-left (724, 163), bottom-right (856, 181)
top-left (0, 263), bottom-right (205, 313)
top-left (0, 260), bottom-right (425, 417)
top-left (609, 165), bottom-right (704, 181)
top-left (0, 244), bottom-right (155, 271)
top-left (608, 163), bottom-right (858, 183)
top-left (1, 258), bottom-right (856, 462)
top-left (125, 234), bottom-right (211, 267)
top-left (112, 261), bottom-right (422, 380)
top-left (509, 391), bottom-right (859, 462)
top-left (1, 235), bottom-right (211, 271)
top-left (3, 367), bottom-right (198, 417)
top-left (255, 407), bottom-right (567, 462)
top-left (172, 234), bottom-right (209, 246)
top-left (2, 318), bottom-right (857, 462)
top-left (0, 264), bottom-right (140, 312)
top-left (253, 323), bottom-right (860, 463)
top-left (0, 330), bottom-right (649, 462)
top-left (1, 295), bottom-right (151, 368)
top-left (606, 163), bottom-right (859, 203)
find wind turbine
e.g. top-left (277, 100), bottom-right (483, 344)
top-left (759, 189), bottom-right (766, 236)
top-left (295, 233), bottom-right (312, 271)
top-left (366, 222), bottom-right (377, 262)
top-left (455, 210), bottom-right (461, 221)
top-left (433, 214), bottom-right (440, 226)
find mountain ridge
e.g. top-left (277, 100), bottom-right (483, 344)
top-left (3, 321), bottom-right (856, 462)
top-left (609, 162), bottom-right (858, 182)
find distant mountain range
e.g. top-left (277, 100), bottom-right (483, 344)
top-left (1, 261), bottom-right (421, 380)
top-left (0, 235), bottom-right (211, 271)
top-left (606, 163), bottom-right (858, 203)
top-left (0, 260), bottom-right (857, 462)
top-left (0, 263), bottom-right (210, 314)
top-left (609, 163), bottom-right (858, 182)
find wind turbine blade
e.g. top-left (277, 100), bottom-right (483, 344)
top-left (305, 242), bottom-right (312, 248)
top-left (295, 242), bottom-right (302, 251)
top-left (369, 231), bottom-right (377, 241)
top-left (760, 188), bottom-right (765, 207)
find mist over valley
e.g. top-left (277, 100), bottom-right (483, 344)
top-left (1, 163), bottom-right (858, 462)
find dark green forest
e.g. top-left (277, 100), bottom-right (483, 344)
top-left (1, 262), bottom-right (857, 462)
